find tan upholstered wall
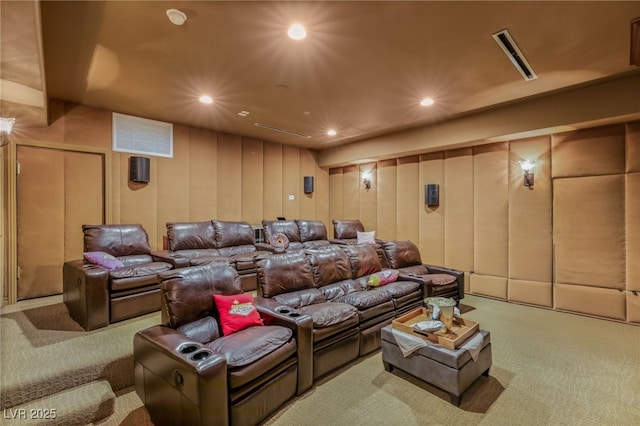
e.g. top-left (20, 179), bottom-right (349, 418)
top-left (329, 120), bottom-right (640, 325)
top-left (13, 100), bottom-right (330, 256)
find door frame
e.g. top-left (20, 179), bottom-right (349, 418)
top-left (3, 140), bottom-right (111, 305)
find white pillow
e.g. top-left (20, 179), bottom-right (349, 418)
top-left (357, 231), bottom-right (376, 245)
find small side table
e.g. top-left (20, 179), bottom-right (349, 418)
top-left (381, 325), bottom-right (492, 406)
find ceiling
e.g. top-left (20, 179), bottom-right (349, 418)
top-left (2, 1), bottom-right (640, 150)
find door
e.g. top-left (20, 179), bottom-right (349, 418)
top-left (16, 145), bottom-right (104, 300)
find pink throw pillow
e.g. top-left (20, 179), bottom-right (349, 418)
top-left (83, 251), bottom-right (124, 271)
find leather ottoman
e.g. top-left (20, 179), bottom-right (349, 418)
top-left (381, 325), bottom-right (492, 406)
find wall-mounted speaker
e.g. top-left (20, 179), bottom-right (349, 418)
top-left (425, 184), bottom-right (439, 206)
top-left (304, 176), bottom-right (314, 194)
top-left (129, 156), bottom-right (150, 183)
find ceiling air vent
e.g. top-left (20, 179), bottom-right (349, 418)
top-left (492, 29), bottom-right (537, 81)
top-left (254, 122), bottom-right (311, 138)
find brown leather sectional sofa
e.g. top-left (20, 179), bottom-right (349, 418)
top-left (255, 244), bottom-right (427, 379)
top-left (153, 220), bottom-right (271, 292)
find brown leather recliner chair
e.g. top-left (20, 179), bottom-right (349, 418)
top-left (331, 219), bottom-right (389, 268)
top-left (63, 224), bottom-right (173, 330)
top-left (381, 240), bottom-right (465, 302)
top-left (134, 260), bottom-right (313, 426)
top-left (259, 219), bottom-right (332, 253)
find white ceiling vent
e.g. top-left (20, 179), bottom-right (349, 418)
top-left (254, 122), bottom-right (311, 139)
top-left (113, 113), bottom-right (173, 158)
top-left (492, 29), bottom-right (537, 81)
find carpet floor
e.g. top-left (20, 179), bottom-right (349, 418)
top-left (2, 294), bottom-right (639, 425)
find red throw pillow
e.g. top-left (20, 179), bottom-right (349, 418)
top-left (213, 293), bottom-right (263, 335)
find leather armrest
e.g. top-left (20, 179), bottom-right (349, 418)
top-left (255, 297), bottom-right (313, 394)
top-left (398, 273), bottom-right (433, 298)
top-left (424, 264), bottom-right (465, 300)
top-left (63, 260), bottom-right (109, 330)
top-left (151, 250), bottom-right (190, 268)
top-left (255, 243), bottom-right (285, 254)
top-left (134, 326), bottom-right (229, 425)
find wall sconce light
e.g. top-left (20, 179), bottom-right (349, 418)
top-left (519, 159), bottom-right (535, 189)
top-left (0, 117), bottom-right (16, 147)
top-left (362, 171), bottom-right (372, 191)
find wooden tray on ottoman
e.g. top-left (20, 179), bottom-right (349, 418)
top-left (392, 307), bottom-right (479, 350)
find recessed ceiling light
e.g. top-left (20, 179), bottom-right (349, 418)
top-left (199, 95), bottom-right (213, 104)
top-left (166, 9), bottom-right (187, 26)
top-left (420, 98), bottom-right (435, 106)
top-left (288, 24), bottom-right (307, 40)
top-left (327, 129), bottom-right (337, 136)
top-left (237, 111), bottom-right (250, 117)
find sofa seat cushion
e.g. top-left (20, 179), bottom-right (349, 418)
top-left (175, 248), bottom-right (222, 260)
top-left (110, 262), bottom-right (172, 278)
top-left (302, 240), bottom-right (331, 249)
top-left (381, 280), bottom-right (422, 298)
top-left (208, 326), bottom-right (295, 387)
top-left (273, 288), bottom-right (326, 309)
top-left (335, 288), bottom-right (392, 310)
top-left (110, 275), bottom-right (162, 292)
top-left (189, 256), bottom-right (229, 266)
top-left (318, 280), bottom-right (361, 302)
top-left (299, 302), bottom-right (358, 329)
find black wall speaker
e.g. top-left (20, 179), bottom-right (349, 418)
top-left (129, 156), bottom-right (150, 183)
top-left (304, 176), bottom-right (314, 194)
top-left (425, 184), bottom-right (439, 206)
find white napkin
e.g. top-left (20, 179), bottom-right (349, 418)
top-left (461, 332), bottom-right (484, 361)
top-left (391, 329), bottom-right (429, 357)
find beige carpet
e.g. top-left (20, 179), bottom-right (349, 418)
top-left (2, 295), bottom-right (640, 425)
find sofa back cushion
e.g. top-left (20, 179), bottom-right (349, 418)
top-left (296, 220), bottom-right (328, 242)
top-left (159, 260), bottom-right (242, 329)
top-left (83, 224), bottom-right (151, 257)
top-left (213, 220), bottom-right (255, 248)
top-left (340, 244), bottom-right (382, 278)
top-left (332, 219), bottom-right (364, 239)
top-left (167, 221), bottom-right (217, 251)
top-left (256, 251), bottom-right (315, 298)
top-left (262, 220), bottom-right (302, 244)
top-left (305, 246), bottom-right (352, 287)
top-left (381, 240), bottom-right (423, 269)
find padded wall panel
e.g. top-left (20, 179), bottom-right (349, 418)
top-left (343, 165), bottom-right (359, 220)
top-left (376, 159), bottom-right (397, 240)
top-left (241, 138), bottom-right (264, 225)
top-left (156, 124), bottom-right (188, 247)
top-left (263, 142), bottom-right (284, 220)
top-left (119, 151), bottom-right (156, 242)
top-left (554, 175), bottom-right (625, 288)
top-left (282, 146), bottom-right (301, 220)
top-left (627, 293), bottom-right (640, 324)
top-left (626, 121), bottom-right (640, 172)
top-left (64, 104), bottom-right (112, 150)
top-left (300, 149), bottom-right (317, 219)
top-left (509, 136), bottom-right (552, 283)
top-left (628, 174), bottom-right (640, 291)
top-left (64, 151), bottom-right (104, 261)
top-left (187, 127), bottom-right (218, 221)
top-left (315, 165), bottom-right (331, 228)
top-left (554, 283), bottom-right (626, 320)
top-left (359, 163), bottom-right (377, 233)
top-left (552, 125), bottom-right (625, 178)
top-left (473, 143), bottom-right (508, 277)
top-left (217, 133), bottom-right (242, 220)
top-left (329, 168), bottom-right (344, 237)
top-left (444, 148), bottom-right (474, 271)
top-left (469, 274), bottom-right (507, 300)
top-left (507, 279), bottom-right (552, 307)
top-left (419, 153), bottom-right (445, 265)
top-left (396, 156), bottom-right (419, 241)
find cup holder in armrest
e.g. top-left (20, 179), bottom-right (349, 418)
top-left (178, 344), bottom-right (200, 355)
top-left (276, 306), bottom-right (301, 318)
top-left (191, 350), bottom-right (212, 361)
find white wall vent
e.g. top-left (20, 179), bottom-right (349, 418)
top-left (492, 29), bottom-right (537, 81)
top-left (112, 112), bottom-right (173, 158)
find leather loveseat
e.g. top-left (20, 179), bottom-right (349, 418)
top-left (134, 260), bottom-right (313, 426)
top-left (63, 224), bottom-right (173, 330)
top-left (258, 219), bottom-right (332, 253)
top-left (255, 244), bottom-right (423, 380)
top-left (381, 240), bottom-right (465, 302)
top-left (154, 220), bottom-right (271, 292)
